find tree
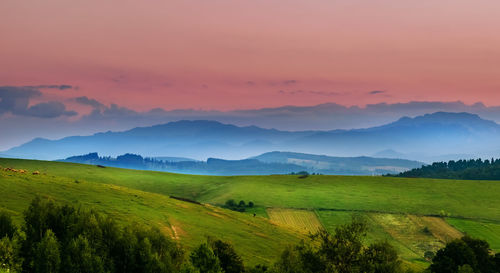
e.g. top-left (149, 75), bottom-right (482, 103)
top-left (190, 243), bottom-right (223, 273)
top-left (316, 219), bottom-right (367, 273)
top-left (272, 246), bottom-right (307, 273)
top-left (361, 241), bottom-right (402, 273)
top-left (247, 264), bottom-right (268, 273)
top-left (429, 236), bottom-right (498, 273)
top-left (34, 229), bottom-right (61, 273)
top-left (65, 235), bottom-right (105, 273)
top-left (457, 264), bottom-right (474, 273)
top-left (19, 197), bottom-right (184, 273)
top-left (248, 202), bottom-right (254, 208)
top-left (225, 200), bottom-right (236, 207)
top-left (210, 239), bottom-right (245, 273)
top-left (273, 218), bottom-right (402, 273)
top-left (0, 236), bottom-right (22, 272)
top-left (238, 200), bottom-right (246, 207)
top-left (0, 211), bottom-right (16, 239)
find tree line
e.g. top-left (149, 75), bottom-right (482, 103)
top-left (1, 198), bottom-right (499, 273)
top-left (390, 158), bottom-right (500, 180)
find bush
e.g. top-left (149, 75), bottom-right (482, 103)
top-left (223, 200), bottom-right (255, 213)
top-left (422, 226), bottom-right (431, 235)
top-left (424, 250), bottom-right (435, 261)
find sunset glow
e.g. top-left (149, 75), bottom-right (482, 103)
top-left (1, 0), bottom-right (499, 111)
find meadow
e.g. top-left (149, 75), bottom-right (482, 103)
top-left (1, 157), bottom-right (500, 268)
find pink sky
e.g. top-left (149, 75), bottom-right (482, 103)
top-left (1, 0), bottom-right (499, 111)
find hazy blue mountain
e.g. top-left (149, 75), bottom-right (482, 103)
top-left (5, 120), bottom-right (310, 160)
top-left (4, 112), bottom-right (500, 162)
top-left (372, 149), bottom-right (407, 159)
top-left (288, 112), bottom-right (500, 160)
top-left (61, 152), bottom-right (422, 175)
top-left (253, 151), bottom-right (423, 174)
top-left (60, 153), bottom-right (308, 175)
top-left (153, 156), bottom-right (196, 162)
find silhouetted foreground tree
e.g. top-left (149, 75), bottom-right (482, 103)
top-left (429, 236), bottom-right (500, 273)
top-left (8, 197), bottom-right (184, 273)
top-left (2, 198), bottom-right (499, 273)
top-left (272, 218), bottom-right (402, 273)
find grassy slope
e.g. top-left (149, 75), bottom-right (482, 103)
top-left (3, 158), bottom-right (500, 221)
top-left (446, 218), bottom-right (500, 250)
top-left (2, 158), bottom-right (500, 267)
top-left (0, 162), bottom-right (304, 265)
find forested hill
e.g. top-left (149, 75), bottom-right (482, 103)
top-left (392, 159), bottom-right (500, 180)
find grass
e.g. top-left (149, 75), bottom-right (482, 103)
top-left (0, 164), bottom-right (304, 265)
top-left (316, 210), bottom-right (465, 271)
top-left (1, 157), bottom-right (500, 268)
top-left (446, 218), bottom-right (500, 251)
top-left (267, 208), bottom-right (323, 234)
top-left (2, 158), bottom-right (500, 221)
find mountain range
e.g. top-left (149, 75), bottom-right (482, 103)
top-left (3, 112), bottom-right (500, 162)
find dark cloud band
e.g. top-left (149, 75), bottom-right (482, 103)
top-left (0, 86), bottom-right (76, 118)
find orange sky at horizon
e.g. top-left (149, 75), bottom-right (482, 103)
top-left (1, 0), bottom-right (499, 111)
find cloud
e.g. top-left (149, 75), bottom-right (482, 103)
top-left (25, 101), bottom-right (77, 118)
top-left (24, 85), bottom-right (76, 90)
top-left (368, 90), bottom-right (385, 95)
top-left (0, 86), bottom-right (76, 118)
top-left (75, 96), bottom-right (105, 110)
top-left (278, 90), bottom-right (341, 96)
top-left (0, 86), bottom-right (41, 115)
top-left (283, 80), bottom-right (297, 85)
top-left (245, 81), bottom-right (256, 86)
top-left (74, 96), bottom-right (138, 118)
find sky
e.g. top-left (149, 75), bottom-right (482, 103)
top-left (1, 0), bottom-right (500, 150)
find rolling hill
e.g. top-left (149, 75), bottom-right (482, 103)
top-left (4, 112), bottom-right (500, 162)
top-left (60, 152), bottom-right (423, 175)
top-left (253, 151), bottom-right (423, 174)
top-left (1, 157), bottom-right (500, 269)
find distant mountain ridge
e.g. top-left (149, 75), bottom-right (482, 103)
top-left (253, 151), bottom-right (423, 174)
top-left (4, 112), bottom-right (500, 162)
top-left (60, 152), bottom-right (423, 175)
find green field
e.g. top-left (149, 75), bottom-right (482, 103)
top-left (1, 157), bottom-right (500, 268)
top-left (316, 210), bottom-right (465, 268)
top-left (267, 208), bottom-right (323, 233)
top-left (446, 218), bottom-right (500, 250)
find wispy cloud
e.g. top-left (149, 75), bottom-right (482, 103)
top-left (24, 85), bottom-right (76, 90)
top-left (282, 80), bottom-right (298, 85)
top-left (278, 90), bottom-right (341, 96)
top-left (368, 90), bottom-right (386, 95)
